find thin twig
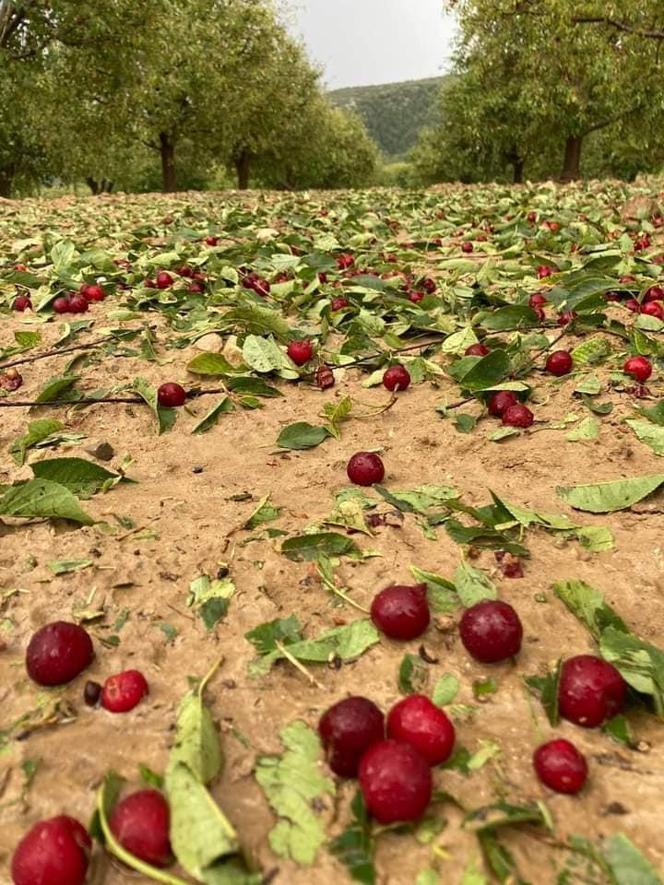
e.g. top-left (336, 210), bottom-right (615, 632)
top-left (274, 641), bottom-right (325, 689)
top-left (0, 335), bottom-right (116, 370)
top-left (0, 387), bottom-right (229, 408)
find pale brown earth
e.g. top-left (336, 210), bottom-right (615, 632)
top-left (0, 201), bottom-right (663, 885)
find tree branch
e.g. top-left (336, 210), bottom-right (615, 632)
top-left (573, 16), bottom-right (664, 41)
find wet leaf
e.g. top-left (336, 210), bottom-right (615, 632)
top-left (557, 474), bottom-right (664, 513)
top-left (277, 422), bottom-right (331, 450)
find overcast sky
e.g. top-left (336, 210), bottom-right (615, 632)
top-left (288, 0), bottom-right (458, 90)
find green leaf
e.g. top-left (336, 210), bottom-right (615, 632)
top-left (322, 395), bottom-right (352, 439)
top-left (35, 374), bottom-right (79, 403)
top-left (464, 800), bottom-right (547, 833)
top-left (574, 525), bottom-right (615, 552)
top-left (433, 673), bottom-right (461, 706)
top-left (249, 619), bottom-right (380, 676)
top-left (457, 350), bottom-right (511, 391)
top-left (374, 484), bottom-right (458, 515)
top-left (133, 378), bottom-right (177, 435)
top-left (0, 478), bottom-right (94, 525)
top-left (10, 419), bottom-right (64, 466)
top-left (94, 771), bottom-right (188, 885)
top-left (244, 495), bottom-right (281, 530)
top-left (453, 560), bottom-right (497, 607)
top-left (31, 457), bottom-right (127, 498)
top-left (188, 576), bottom-right (235, 630)
top-left (625, 420), bottom-right (664, 456)
top-left (571, 336), bottom-right (612, 365)
top-left (600, 628), bottom-right (664, 718)
top-left (636, 401), bottom-right (664, 426)
top-left (48, 559), bottom-right (93, 575)
top-left (523, 660), bottom-right (562, 726)
top-left (226, 376), bottom-right (282, 398)
top-left (192, 397), bottom-right (234, 434)
top-left (601, 834), bottom-right (662, 885)
top-left (281, 532), bottom-right (361, 561)
top-left (168, 673), bottom-right (223, 785)
top-left (557, 474), bottom-right (664, 513)
top-left (477, 831), bottom-right (520, 884)
top-left (477, 305), bottom-right (540, 330)
top-left (329, 792), bottom-right (376, 884)
top-left (410, 566), bottom-right (459, 613)
top-left (244, 616), bottom-right (303, 655)
top-left (566, 416), bottom-right (600, 441)
top-left (242, 335), bottom-right (298, 378)
top-left (225, 304), bottom-right (292, 342)
top-left (186, 353), bottom-right (242, 376)
top-left (553, 581), bottom-right (628, 640)
top-left (255, 721), bottom-right (334, 865)
top-left (455, 413), bottom-right (477, 434)
top-left (277, 422), bottom-right (331, 450)
top-left (398, 653), bottom-right (429, 694)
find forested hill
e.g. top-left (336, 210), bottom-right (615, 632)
top-left (328, 76), bottom-right (446, 157)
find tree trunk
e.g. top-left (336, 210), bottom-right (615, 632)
top-left (235, 149), bottom-right (251, 190)
top-left (512, 158), bottom-right (524, 184)
top-left (0, 167), bottom-right (14, 198)
top-left (86, 177), bottom-right (100, 195)
top-left (561, 135), bottom-right (583, 181)
top-left (160, 132), bottom-right (176, 192)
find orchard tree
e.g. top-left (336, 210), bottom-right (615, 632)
top-left (444, 0), bottom-right (664, 180)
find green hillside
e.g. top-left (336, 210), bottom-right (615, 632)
top-left (328, 76), bottom-right (446, 158)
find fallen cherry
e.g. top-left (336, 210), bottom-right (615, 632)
top-left (459, 600), bottom-right (523, 663)
top-left (461, 241), bottom-right (474, 253)
top-left (287, 340), bottom-right (314, 366)
top-left (545, 350), bottom-right (573, 376)
top-left (383, 365), bottom-right (411, 391)
top-left (13, 295), bottom-right (32, 311)
top-left (318, 696), bottom-right (385, 777)
top-left (386, 695), bottom-right (455, 765)
top-left (624, 356), bottom-right (652, 383)
top-left (101, 669), bottom-right (149, 713)
top-left (558, 655), bottom-right (626, 728)
top-left (371, 584), bottom-right (430, 640)
top-left (12, 816), bottom-right (92, 885)
top-left (533, 738), bottom-right (588, 794)
top-left (156, 271), bottom-right (173, 289)
top-left (359, 740), bottom-right (432, 823)
top-left (330, 297), bottom-right (349, 311)
top-left (157, 382), bottom-right (187, 407)
top-left (347, 452), bottom-right (385, 486)
top-left (53, 296), bottom-right (72, 314)
top-left (26, 621), bottom-right (94, 686)
top-left (465, 343), bottom-right (490, 356)
top-left (109, 789), bottom-right (172, 867)
top-left (502, 403), bottom-right (534, 428)
top-left (487, 390), bottom-right (518, 417)
top-left (315, 366), bottom-right (335, 389)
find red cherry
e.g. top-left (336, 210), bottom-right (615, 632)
top-left (287, 340), bottom-right (314, 366)
top-left (623, 356), bottom-right (652, 383)
top-left (529, 292), bottom-right (548, 307)
top-left (347, 451), bottom-right (385, 486)
top-left (537, 265), bottom-right (554, 279)
top-left (330, 297), bottom-right (349, 311)
top-left (13, 295), bottom-right (32, 311)
top-left (318, 697), bottom-right (385, 777)
top-left (358, 740), bottom-right (432, 823)
top-left (53, 296), bottom-right (72, 314)
top-left (545, 350), bottom-right (573, 376)
top-left (101, 669), bottom-right (149, 713)
top-left (81, 284), bottom-right (105, 302)
top-left (253, 278), bottom-right (271, 297)
top-left (465, 343), bottom-right (490, 356)
top-left (26, 622), bottom-right (93, 686)
top-left (204, 236), bottom-right (219, 246)
top-left (371, 584), bottom-right (430, 640)
top-left (502, 403), bottom-right (534, 427)
top-left (14, 263), bottom-right (28, 271)
top-left (386, 695), bottom-right (455, 766)
top-left (188, 280), bottom-right (205, 294)
top-left (175, 265), bottom-right (194, 278)
top-left (527, 211), bottom-right (538, 223)
top-left (557, 310), bottom-right (577, 326)
top-left (2, 368), bottom-right (23, 391)
top-left (625, 299), bottom-right (641, 313)
top-left (459, 600), bottom-right (523, 663)
top-left (644, 285), bottom-right (664, 303)
top-left (109, 790), bottom-right (172, 867)
top-left (641, 301), bottom-right (664, 320)
top-left (315, 366), bottom-right (335, 389)
top-left (144, 278), bottom-right (157, 289)
top-left (336, 253), bottom-right (354, 270)
top-left (68, 295), bottom-right (89, 313)
top-left (495, 551), bottom-right (524, 578)
top-left (461, 241), bottom-right (474, 253)
top-left (533, 739), bottom-right (588, 794)
top-left (487, 390), bottom-right (518, 417)
top-left (156, 271), bottom-right (173, 289)
top-left (409, 290), bottom-right (425, 303)
top-left (420, 278), bottom-right (437, 294)
top-left (558, 655), bottom-right (626, 728)
top-left (383, 365), bottom-right (411, 391)
top-left (12, 816), bottom-right (91, 885)
top-left (157, 382), bottom-right (187, 407)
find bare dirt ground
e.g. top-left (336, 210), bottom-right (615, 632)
top-left (0, 188), bottom-right (662, 884)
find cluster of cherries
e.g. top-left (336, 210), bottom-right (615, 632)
top-left (11, 622), bottom-right (160, 883)
top-left (336, 450), bottom-right (629, 819)
top-left (13, 282), bottom-right (106, 315)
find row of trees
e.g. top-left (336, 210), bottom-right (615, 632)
top-left (412, 0), bottom-right (664, 184)
top-left (0, 0), bottom-right (378, 196)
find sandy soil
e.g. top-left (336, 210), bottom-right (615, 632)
top-left (0, 191), bottom-right (662, 884)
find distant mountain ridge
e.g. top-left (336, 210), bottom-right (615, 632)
top-left (327, 76), bottom-right (446, 158)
